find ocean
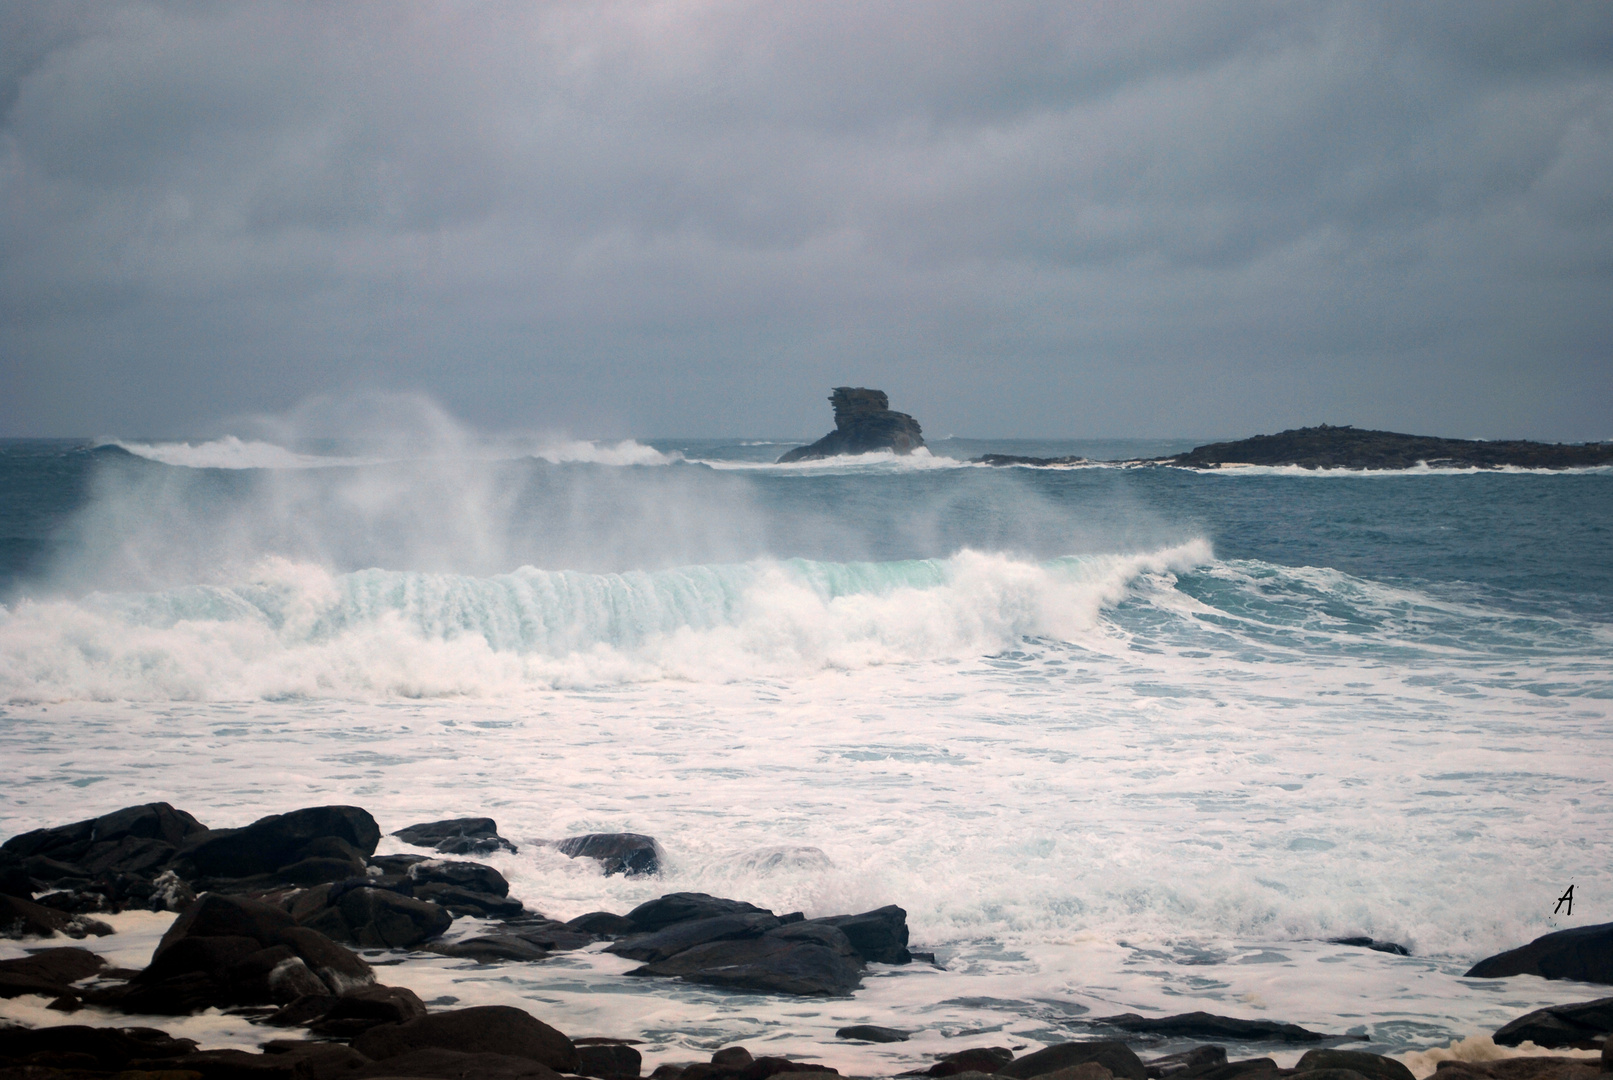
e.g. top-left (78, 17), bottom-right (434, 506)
top-left (2, 424), bottom-right (1610, 1074)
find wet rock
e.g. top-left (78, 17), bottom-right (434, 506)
top-left (370, 853), bottom-right (431, 874)
top-left (777, 388), bottom-right (926, 462)
top-left (427, 935), bottom-right (553, 963)
top-left (498, 917), bottom-right (596, 952)
top-left (557, 833), bottom-right (663, 877)
top-left (301, 884), bottom-right (454, 948)
top-left (973, 454), bottom-right (1090, 467)
top-left (568, 911), bottom-right (639, 937)
top-left (177, 805), bottom-right (381, 879)
top-left (835, 1024), bottom-right (911, 1042)
top-left (409, 859), bottom-right (510, 897)
top-left (0, 892), bottom-right (114, 939)
top-left (998, 1042), bottom-right (1148, 1080)
top-left (1491, 996), bottom-right (1613, 1048)
top-left (0, 946), bottom-right (107, 992)
top-left (352, 1046), bottom-right (566, 1078)
top-left (0, 1023), bottom-right (197, 1070)
top-left (127, 1046), bottom-right (302, 1077)
top-left (627, 934), bottom-right (863, 995)
top-left (260, 1038), bottom-right (373, 1077)
top-left (1327, 937), bottom-right (1410, 956)
top-left (1182, 1060), bottom-right (1279, 1080)
top-left (1094, 1012), bottom-right (1335, 1043)
top-left (608, 912), bottom-right (782, 962)
top-left (807, 905), bottom-right (911, 964)
top-left (352, 1004), bottom-right (580, 1073)
top-left (278, 924), bottom-right (377, 994)
top-left (576, 1041), bottom-right (645, 1078)
top-left (1428, 1059), bottom-right (1600, 1079)
top-left (266, 983), bottom-right (428, 1038)
top-left (927, 1047), bottom-right (1015, 1075)
top-left (1143, 1046), bottom-right (1226, 1078)
top-left (1466, 922), bottom-right (1613, 985)
top-left (1294, 1049), bottom-right (1414, 1080)
top-left (412, 882), bottom-right (525, 918)
top-left (1171, 426), bottom-right (1613, 471)
top-left (0, 854), bottom-right (33, 898)
top-left (392, 817), bottom-right (518, 855)
top-left (1, 802), bottom-right (207, 865)
top-left (625, 892), bottom-right (774, 933)
top-left (154, 892), bottom-right (297, 962)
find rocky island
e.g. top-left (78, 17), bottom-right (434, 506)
top-left (777, 388), bottom-right (924, 463)
top-left (1168, 425), bottom-right (1613, 471)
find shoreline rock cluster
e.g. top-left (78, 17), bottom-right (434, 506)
top-left (4, 802), bottom-right (1612, 1080)
top-left (777, 389), bottom-right (925, 463)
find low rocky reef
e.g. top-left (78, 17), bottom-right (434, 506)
top-left (4, 802), bottom-right (1613, 1079)
top-left (1168, 426), bottom-right (1613, 471)
top-left (777, 388), bottom-right (925, 463)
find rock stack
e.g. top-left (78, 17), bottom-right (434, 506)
top-left (777, 388), bottom-right (925, 463)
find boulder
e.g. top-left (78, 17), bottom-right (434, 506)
top-left (302, 885), bottom-right (454, 948)
top-left (1465, 922), bottom-right (1613, 984)
top-left (777, 388), bottom-right (926, 463)
top-left (1094, 1013), bottom-right (1335, 1043)
top-left (576, 1041), bottom-right (644, 1078)
top-left (810, 906), bottom-right (911, 964)
top-left (1491, 996), bottom-right (1613, 1048)
top-left (412, 882), bottom-right (525, 918)
top-left (1173, 1061), bottom-right (1278, 1080)
top-left (428, 935), bottom-right (553, 963)
top-left (0, 946), bottom-right (108, 999)
top-left (177, 805), bottom-right (381, 879)
top-left (608, 912), bottom-right (782, 962)
top-left (277, 924), bottom-right (376, 993)
top-left (353, 1004), bottom-right (579, 1073)
top-left (1142, 1046), bottom-right (1226, 1078)
top-left (568, 911), bottom-right (639, 937)
top-left (152, 892), bottom-right (296, 963)
top-left (627, 934), bottom-right (863, 995)
top-left (624, 892), bottom-right (774, 933)
top-left (0, 854), bottom-right (33, 898)
top-left (1327, 937), bottom-right (1410, 956)
top-left (998, 1042), bottom-right (1147, 1080)
top-left (392, 817), bottom-right (517, 855)
top-left (0, 892), bottom-right (114, 939)
top-left (260, 1039), bottom-right (372, 1076)
top-left (498, 917), bottom-right (596, 952)
top-left (409, 859), bottom-right (510, 897)
top-left (352, 1047), bottom-right (566, 1078)
top-left (1293, 1050), bottom-right (1414, 1080)
top-left (1, 802), bottom-right (207, 864)
top-left (836, 1025), bottom-right (910, 1042)
top-left (557, 833), bottom-right (663, 877)
top-left (266, 983), bottom-right (428, 1038)
top-left (0, 1023), bottom-right (197, 1070)
top-left (928, 1047), bottom-right (1016, 1075)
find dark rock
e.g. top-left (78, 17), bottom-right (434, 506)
top-left (277, 854), bottom-right (369, 885)
top-left (392, 817), bottom-right (517, 855)
top-left (608, 912), bottom-right (782, 962)
top-left (1171, 426), bottom-right (1613, 471)
top-left (627, 934), bottom-right (863, 995)
top-left (260, 1038), bottom-right (372, 1077)
top-left (1466, 922), bottom-right (1613, 985)
top-left (1429, 1059), bottom-right (1601, 1079)
top-left (127, 1047), bottom-right (300, 1077)
top-left (412, 882), bottom-right (525, 918)
top-left (277, 924), bottom-right (376, 994)
top-left (1, 802), bottom-right (207, 864)
top-left (577, 1041), bottom-right (644, 1078)
top-left (1492, 996), bottom-right (1613, 1048)
top-left (567, 911), bottom-right (638, 937)
top-left (304, 885), bottom-right (454, 948)
top-left (0, 946), bottom-right (107, 990)
top-left (83, 835), bottom-right (180, 878)
top-left (409, 859), bottom-right (510, 897)
top-left (998, 1041), bottom-right (1148, 1080)
top-left (272, 984), bottom-right (429, 1038)
top-left (711, 1046), bottom-right (754, 1069)
top-left (32, 885), bottom-right (114, 914)
top-left (228, 944), bottom-right (329, 1003)
top-left (1144, 1046), bottom-right (1226, 1078)
top-left (352, 1004), bottom-right (579, 1073)
top-left (370, 853), bottom-right (431, 874)
top-left (557, 833), bottom-right (663, 877)
top-left (1327, 937), bottom-right (1410, 956)
top-left (1294, 1050), bottom-right (1415, 1080)
top-left (0, 893), bottom-right (114, 939)
top-left (427, 935), bottom-right (553, 963)
top-left (973, 454), bottom-right (1089, 467)
top-left (812, 906), bottom-right (911, 964)
top-left (777, 388), bottom-right (925, 463)
top-left (929, 1047), bottom-right (1015, 1076)
top-left (0, 854), bottom-right (33, 898)
top-left (153, 892), bottom-right (297, 963)
top-left (624, 892), bottom-right (774, 933)
top-left (1095, 1012), bottom-right (1335, 1043)
top-left (20, 854), bottom-right (92, 889)
top-left (176, 805), bottom-right (381, 879)
top-left (0, 1024), bottom-right (197, 1069)
top-left (498, 918), bottom-right (595, 952)
top-left (352, 1047), bottom-right (565, 1078)
top-left (836, 1025), bottom-right (911, 1042)
top-left (1178, 1060), bottom-right (1279, 1080)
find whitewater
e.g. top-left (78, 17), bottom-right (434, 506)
top-left (2, 418), bottom-right (1611, 1074)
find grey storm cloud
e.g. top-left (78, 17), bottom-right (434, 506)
top-left (2, 1), bottom-right (1611, 440)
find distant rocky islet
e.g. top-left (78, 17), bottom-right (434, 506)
top-left (4, 800), bottom-right (1613, 1079)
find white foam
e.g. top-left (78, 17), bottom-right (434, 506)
top-left (109, 437), bottom-right (374, 470)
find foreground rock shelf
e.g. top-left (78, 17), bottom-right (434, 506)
top-left (5, 802), bottom-right (1613, 1079)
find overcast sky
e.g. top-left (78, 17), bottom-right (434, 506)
top-left (2, 1), bottom-right (1611, 441)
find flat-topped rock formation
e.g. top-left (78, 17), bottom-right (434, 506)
top-left (777, 388), bottom-right (925, 463)
top-left (1171, 425), bottom-right (1613, 471)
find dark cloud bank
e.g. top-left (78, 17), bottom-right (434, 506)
top-left (2, 1), bottom-right (1610, 440)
